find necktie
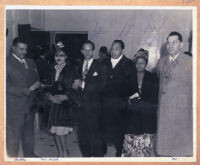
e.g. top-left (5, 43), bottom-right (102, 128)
top-left (82, 61), bottom-right (89, 80)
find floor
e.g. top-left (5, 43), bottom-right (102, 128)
top-left (34, 126), bottom-right (116, 157)
top-left (19, 115), bottom-right (116, 157)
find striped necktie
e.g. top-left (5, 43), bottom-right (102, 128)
top-left (82, 61), bottom-right (89, 80)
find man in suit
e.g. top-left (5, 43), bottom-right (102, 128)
top-left (102, 40), bottom-right (136, 157)
top-left (156, 32), bottom-right (193, 156)
top-left (6, 37), bottom-right (40, 157)
top-left (74, 40), bottom-right (106, 157)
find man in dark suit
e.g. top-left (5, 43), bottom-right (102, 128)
top-left (6, 37), bottom-right (40, 157)
top-left (74, 40), bottom-right (106, 157)
top-left (102, 40), bottom-right (136, 157)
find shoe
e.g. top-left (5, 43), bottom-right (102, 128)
top-left (63, 150), bottom-right (69, 157)
top-left (115, 151), bottom-right (121, 157)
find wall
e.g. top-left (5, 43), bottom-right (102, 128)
top-left (44, 9), bottom-right (192, 71)
top-left (6, 9), bottom-right (192, 71)
top-left (6, 10), bottom-right (45, 56)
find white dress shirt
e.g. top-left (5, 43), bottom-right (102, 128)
top-left (82, 58), bottom-right (94, 89)
top-left (111, 54), bottom-right (123, 68)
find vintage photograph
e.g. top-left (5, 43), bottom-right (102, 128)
top-left (5, 6), bottom-right (196, 161)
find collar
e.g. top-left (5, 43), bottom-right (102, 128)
top-left (12, 53), bottom-right (26, 63)
top-left (111, 54), bottom-right (123, 62)
top-left (111, 54), bottom-right (123, 68)
top-left (169, 52), bottom-right (180, 62)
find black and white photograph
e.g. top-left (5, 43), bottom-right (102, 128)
top-left (5, 6), bottom-right (197, 161)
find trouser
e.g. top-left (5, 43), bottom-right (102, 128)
top-left (78, 135), bottom-right (104, 157)
top-left (78, 115), bottom-right (104, 157)
top-left (101, 107), bottom-right (125, 157)
top-left (6, 112), bottom-right (35, 157)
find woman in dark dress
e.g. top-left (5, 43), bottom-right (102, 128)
top-left (47, 43), bottom-right (78, 157)
top-left (122, 49), bottom-right (159, 157)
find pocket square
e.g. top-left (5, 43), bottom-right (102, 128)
top-left (93, 72), bottom-right (98, 76)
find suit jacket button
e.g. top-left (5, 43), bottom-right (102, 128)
top-left (110, 75), bottom-right (113, 78)
top-left (162, 91), bottom-right (166, 94)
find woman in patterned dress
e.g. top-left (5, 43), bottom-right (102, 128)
top-left (122, 49), bottom-right (159, 157)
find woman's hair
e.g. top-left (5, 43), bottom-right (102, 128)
top-left (55, 48), bottom-right (67, 56)
top-left (134, 48), bottom-right (149, 64)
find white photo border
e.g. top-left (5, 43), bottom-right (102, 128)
top-left (4, 5), bottom-right (197, 162)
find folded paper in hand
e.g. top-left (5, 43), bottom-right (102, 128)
top-left (93, 72), bottom-right (98, 76)
top-left (129, 92), bottom-right (139, 99)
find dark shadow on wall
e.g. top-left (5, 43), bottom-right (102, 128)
top-left (160, 43), bottom-right (168, 59)
top-left (184, 30), bottom-right (192, 57)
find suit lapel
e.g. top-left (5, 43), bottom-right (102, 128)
top-left (105, 58), bottom-right (113, 74)
top-left (86, 60), bottom-right (96, 78)
top-left (8, 55), bottom-right (38, 85)
top-left (57, 65), bottom-right (66, 82)
top-left (10, 55), bottom-right (28, 75)
top-left (83, 60), bottom-right (97, 91)
top-left (162, 56), bottom-right (171, 76)
top-left (80, 60), bottom-right (84, 74)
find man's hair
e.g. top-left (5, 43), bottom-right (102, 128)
top-left (167, 31), bottom-right (183, 42)
top-left (12, 37), bottom-right (27, 46)
top-left (112, 40), bottom-right (125, 49)
top-left (82, 40), bottom-right (95, 50)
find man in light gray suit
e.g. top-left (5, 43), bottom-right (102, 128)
top-left (156, 32), bottom-right (193, 156)
top-left (6, 37), bottom-right (40, 157)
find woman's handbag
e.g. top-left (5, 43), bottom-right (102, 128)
top-left (128, 98), bottom-right (156, 114)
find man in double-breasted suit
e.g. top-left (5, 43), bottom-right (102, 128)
top-left (102, 40), bottom-right (136, 157)
top-left (6, 38), bottom-right (40, 157)
top-left (74, 40), bottom-right (106, 157)
top-left (156, 32), bottom-right (193, 156)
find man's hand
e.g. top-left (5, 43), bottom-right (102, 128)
top-left (72, 79), bottom-right (82, 89)
top-left (29, 81), bottom-right (41, 91)
top-left (23, 88), bottom-right (31, 96)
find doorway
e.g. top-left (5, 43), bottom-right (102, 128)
top-left (52, 32), bottom-right (88, 63)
